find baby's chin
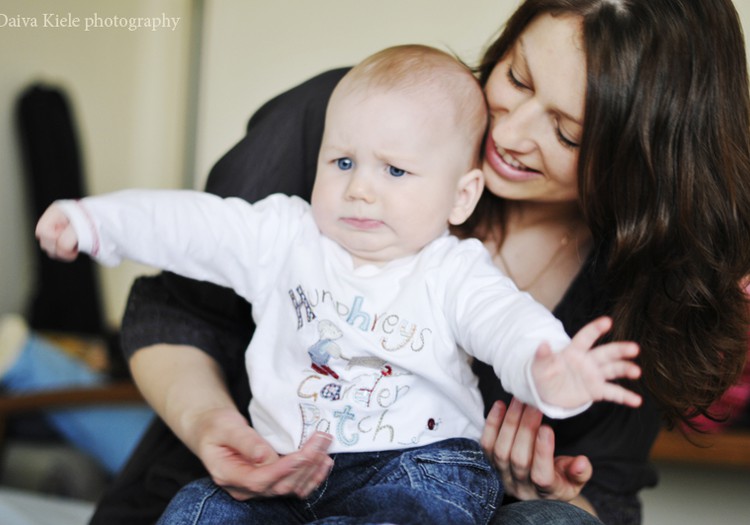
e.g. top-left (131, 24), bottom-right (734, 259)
top-left (338, 242), bottom-right (413, 269)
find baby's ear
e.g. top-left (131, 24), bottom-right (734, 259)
top-left (448, 169), bottom-right (484, 226)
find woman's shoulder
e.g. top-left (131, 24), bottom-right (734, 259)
top-left (244, 68), bottom-right (351, 133)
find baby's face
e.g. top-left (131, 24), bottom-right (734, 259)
top-left (312, 88), bottom-right (475, 267)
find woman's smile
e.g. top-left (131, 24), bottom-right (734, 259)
top-left (484, 136), bottom-right (541, 182)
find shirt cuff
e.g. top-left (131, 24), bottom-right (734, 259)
top-left (55, 199), bottom-right (99, 256)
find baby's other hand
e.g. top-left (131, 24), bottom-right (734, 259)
top-left (532, 316), bottom-right (642, 410)
top-left (35, 204), bottom-right (79, 261)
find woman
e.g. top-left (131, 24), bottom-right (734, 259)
top-left (90, 1), bottom-right (750, 524)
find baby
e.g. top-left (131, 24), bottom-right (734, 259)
top-left (37, 45), bottom-right (640, 525)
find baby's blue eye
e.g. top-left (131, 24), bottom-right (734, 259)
top-left (336, 158), bottom-right (353, 170)
top-left (388, 165), bottom-right (406, 177)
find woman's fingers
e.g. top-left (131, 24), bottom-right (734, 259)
top-left (483, 398), bottom-right (551, 500)
top-left (198, 411), bottom-right (333, 501)
top-left (286, 432), bottom-right (334, 498)
top-left (508, 403), bottom-right (544, 483)
top-left (480, 400), bottom-right (505, 457)
top-left (528, 424), bottom-right (556, 497)
top-left (220, 433), bottom-right (333, 500)
top-left (493, 398), bottom-right (523, 468)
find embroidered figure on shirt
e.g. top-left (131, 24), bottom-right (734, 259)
top-left (320, 383), bottom-right (342, 401)
top-left (299, 402), bottom-right (326, 446)
top-left (346, 356), bottom-right (387, 370)
top-left (398, 416), bottom-right (442, 446)
top-left (352, 364), bottom-right (412, 408)
top-left (307, 319), bottom-right (347, 379)
top-left (289, 285), bottom-right (317, 329)
top-left (381, 320), bottom-right (417, 351)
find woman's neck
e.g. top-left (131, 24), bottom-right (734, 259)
top-left (490, 200), bottom-right (592, 310)
top-left (503, 199), bottom-right (585, 233)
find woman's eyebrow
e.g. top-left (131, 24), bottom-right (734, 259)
top-left (558, 108), bottom-right (583, 127)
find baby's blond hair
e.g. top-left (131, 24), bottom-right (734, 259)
top-left (333, 45), bottom-right (488, 167)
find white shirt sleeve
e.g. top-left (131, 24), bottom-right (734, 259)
top-left (441, 240), bottom-right (590, 419)
top-left (55, 190), bottom-right (308, 303)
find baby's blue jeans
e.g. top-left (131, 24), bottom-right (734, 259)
top-left (157, 438), bottom-right (501, 525)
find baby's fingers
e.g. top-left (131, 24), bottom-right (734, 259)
top-left (596, 360), bottom-right (642, 387)
top-left (40, 225), bottom-right (78, 261)
top-left (57, 226), bottom-right (80, 259)
top-left (592, 342), bottom-right (640, 379)
top-left (35, 205), bottom-right (79, 260)
top-left (570, 316), bottom-right (613, 351)
top-left (600, 383), bottom-right (642, 408)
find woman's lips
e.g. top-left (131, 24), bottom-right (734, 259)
top-left (484, 137), bottom-right (541, 182)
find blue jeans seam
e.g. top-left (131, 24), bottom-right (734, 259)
top-left (190, 479), bottom-right (225, 525)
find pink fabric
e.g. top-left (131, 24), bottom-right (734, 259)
top-left (688, 283), bottom-right (750, 432)
top-left (690, 360), bottom-right (750, 432)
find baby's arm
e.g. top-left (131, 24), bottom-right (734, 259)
top-left (531, 316), bottom-right (642, 410)
top-left (35, 190), bottom-right (300, 301)
top-left (445, 243), bottom-right (641, 419)
top-left (36, 190), bottom-right (237, 275)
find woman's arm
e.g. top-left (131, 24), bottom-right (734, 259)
top-left (129, 342), bottom-right (333, 500)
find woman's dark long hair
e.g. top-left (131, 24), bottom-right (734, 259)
top-left (468, 0), bottom-right (750, 429)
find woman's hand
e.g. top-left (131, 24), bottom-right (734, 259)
top-left (129, 344), bottom-right (333, 501)
top-left (480, 398), bottom-right (593, 503)
top-left (191, 406), bottom-right (333, 500)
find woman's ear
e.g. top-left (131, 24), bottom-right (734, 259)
top-left (448, 169), bottom-right (484, 226)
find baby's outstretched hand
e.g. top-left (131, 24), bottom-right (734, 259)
top-left (531, 316), bottom-right (642, 410)
top-left (35, 204), bottom-right (80, 261)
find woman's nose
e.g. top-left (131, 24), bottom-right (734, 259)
top-left (490, 99), bottom-right (541, 153)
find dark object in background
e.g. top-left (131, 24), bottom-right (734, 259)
top-left (15, 83), bottom-right (105, 338)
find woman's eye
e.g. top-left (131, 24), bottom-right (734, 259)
top-left (388, 165), bottom-right (407, 177)
top-left (336, 157), bottom-right (353, 170)
top-left (506, 67), bottom-right (529, 90)
top-left (555, 123), bottom-right (580, 149)
top-left (556, 130), bottom-right (580, 149)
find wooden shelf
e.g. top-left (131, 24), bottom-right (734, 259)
top-left (0, 382), bottom-right (142, 415)
top-left (650, 427), bottom-right (750, 468)
top-left (0, 382), bottom-right (143, 444)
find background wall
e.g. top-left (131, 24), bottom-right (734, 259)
top-left (0, 0), bottom-right (193, 327)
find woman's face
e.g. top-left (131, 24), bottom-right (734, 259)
top-left (483, 13), bottom-right (586, 204)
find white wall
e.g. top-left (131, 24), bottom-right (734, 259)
top-left (0, 0), bottom-right (193, 327)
